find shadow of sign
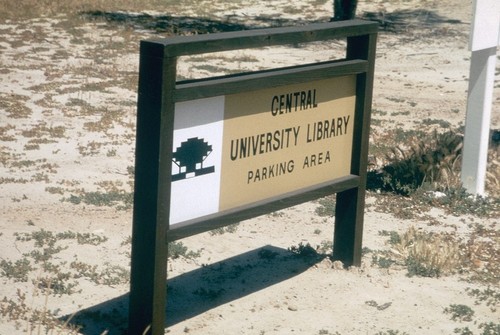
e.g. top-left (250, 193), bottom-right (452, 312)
top-left (64, 245), bottom-right (323, 334)
top-left (79, 11), bottom-right (322, 35)
top-left (361, 9), bottom-right (465, 33)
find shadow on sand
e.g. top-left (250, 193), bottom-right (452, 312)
top-left (360, 9), bottom-right (465, 32)
top-left (80, 10), bottom-right (324, 35)
top-left (80, 9), bottom-right (464, 36)
top-left (64, 245), bottom-right (324, 334)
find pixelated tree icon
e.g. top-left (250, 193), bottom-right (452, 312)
top-left (172, 137), bottom-right (215, 181)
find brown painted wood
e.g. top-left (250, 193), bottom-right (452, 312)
top-left (168, 175), bottom-right (360, 241)
top-left (333, 31), bottom-right (377, 267)
top-left (174, 59), bottom-right (368, 102)
top-left (128, 47), bottom-right (176, 334)
top-left (146, 20), bottom-right (377, 57)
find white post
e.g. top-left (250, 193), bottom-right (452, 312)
top-left (460, 0), bottom-right (499, 196)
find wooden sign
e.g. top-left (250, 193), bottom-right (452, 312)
top-left (129, 20), bottom-right (377, 335)
top-left (170, 75), bottom-right (356, 225)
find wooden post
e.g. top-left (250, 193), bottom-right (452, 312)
top-left (332, 0), bottom-right (358, 21)
top-left (128, 42), bottom-right (176, 335)
top-left (333, 32), bottom-right (376, 267)
top-left (461, 0), bottom-right (499, 196)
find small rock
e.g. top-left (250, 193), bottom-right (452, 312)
top-left (332, 260), bottom-right (344, 270)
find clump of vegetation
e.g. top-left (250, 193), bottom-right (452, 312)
top-left (372, 227), bottom-right (460, 277)
top-left (374, 330), bottom-right (409, 335)
top-left (63, 189), bottom-right (133, 210)
top-left (444, 304), bottom-right (475, 322)
top-left (454, 326), bottom-right (474, 335)
top-left (371, 130), bottom-right (462, 195)
top-left (318, 330), bottom-right (341, 335)
top-left (478, 322), bottom-right (500, 335)
top-left (168, 241), bottom-right (201, 260)
top-left (461, 224), bottom-right (499, 284)
top-left (369, 126), bottom-right (500, 203)
top-left (70, 261), bottom-right (129, 286)
top-left (192, 287), bottom-right (225, 301)
top-left (454, 323), bottom-right (500, 335)
top-left (209, 223), bottom-right (240, 235)
top-left (288, 242), bottom-right (319, 260)
top-left (0, 259), bottom-right (33, 282)
top-left (0, 287), bottom-right (78, 334)
top-left (419, 187), bottom-right (499, 218)
top-left (368, 128), bottom-right (499, 222)
top-left (315, 195), bottom-right (336, 217)
top-left (0, 227), bottom-right (130, 332)
top-left (15, 229), bottom-right (108, 247)
top-left (466, 286), bottom-right (499, 313)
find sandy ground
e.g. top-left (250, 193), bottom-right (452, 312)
top-left (0, 0), bottom-right (499, 334)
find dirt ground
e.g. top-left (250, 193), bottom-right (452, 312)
top-left (0, 0), bottom-right (499, 334)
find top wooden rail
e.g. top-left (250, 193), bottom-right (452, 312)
top-left (141, 19), bottom-right (378, 57)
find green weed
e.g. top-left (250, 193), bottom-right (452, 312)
top-left (288, 242), bottom-right (319, 260)
top-left (63, 190), bottom-right (133, 210)
top-left (70, 261), bottom-right (129, 286)
top-left (318, 330), bottom-right (341, 335)
top-left (454, 327), bottom-right (474, 335)
top-left (209, 223), bottom-right (240, 235)
top-left (315, 195), bottom-right (336, 217)
top-left (371, 254), bottom-right (395, 269)
top-left (0, 259), bottom-right (33, 282)
top-left (444, 304), bottom-right (474, 322)
top-left (375, 331), bottom-right (409, 335)
top-left (478, 322), bottom-right (500, 335)
top-left (192, 287), bottom-right (225, 301)
top-left (466, 287), bottom-right (499, 313)
top-left (168, 241), bottom-right (201, 260)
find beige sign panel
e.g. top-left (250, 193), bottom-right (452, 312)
top-left (219, 76), bottom-right (356, 211)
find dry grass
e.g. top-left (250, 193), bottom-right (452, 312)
top-left (486, 144), bottom-right (500, 195)
top-left (378, 130), bottom-right (463, 194)
top-left (392, 227), bottom-right (460, 277)
top-left (374, 227), bottom-right (461, 278)
top-left (369, 127), bottom-right (500, 197)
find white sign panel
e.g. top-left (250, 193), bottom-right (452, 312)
top-left (170, 96), bottom-right (224, 224)
top-left (469, 0), bottom-right (500, 51)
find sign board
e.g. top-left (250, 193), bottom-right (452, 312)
top-left (129, 20), bottom-right (377, 335)
top-left (469, 0), bottom-right (500, 51)
top-left (170, 76), bottom-right (356, 225)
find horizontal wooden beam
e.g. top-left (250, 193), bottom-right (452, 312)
top-left (174, 59), bottom-right (368, 101)
top-left (143, 20), bottom-right (378, 57)
top-left (167, 175), bottom-right (359, 241)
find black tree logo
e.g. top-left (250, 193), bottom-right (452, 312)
top-left (172, 137), bottom-right (215, 181)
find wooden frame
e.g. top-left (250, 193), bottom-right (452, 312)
top-left (129, 19), bottom-right (377, 335)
